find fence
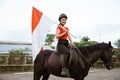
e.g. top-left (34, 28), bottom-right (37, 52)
top-left (0, 52), bottom-right (33, 73)
top-left (0, 53), bottom-right (120, 73)
top-left (0, 41), bottom-right (120, 73)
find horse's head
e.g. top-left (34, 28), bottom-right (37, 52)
top-left (100, 41), bottom-right (114, 70)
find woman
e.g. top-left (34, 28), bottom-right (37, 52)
top-left (56, 13), bottom-right (74, 76)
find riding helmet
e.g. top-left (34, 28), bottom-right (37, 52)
top-left (58, 13), bottom-right (68, 21)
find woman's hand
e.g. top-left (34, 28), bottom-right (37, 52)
top-left (64, 29), bottom-right (68, 34)
top-left (70, 42), bottom-right (74, 46)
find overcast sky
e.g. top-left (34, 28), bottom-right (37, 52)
top-left (0, 0), bottom-right (120, 45)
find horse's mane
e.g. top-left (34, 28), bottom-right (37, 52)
top-left (77, 43), bottom-right (110, 55)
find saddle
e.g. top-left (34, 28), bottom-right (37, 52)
top-left (48, 46), bottom-right (75, 68)
top-left (47, 51), bottom-right (62, 68)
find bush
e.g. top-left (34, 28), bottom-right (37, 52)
top-left (8, 48), bottom-right (32, 64)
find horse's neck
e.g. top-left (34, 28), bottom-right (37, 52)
top-left (79, 47), bottom-right (102, 65)
top-left (87, 50), bottom-right (102, 65)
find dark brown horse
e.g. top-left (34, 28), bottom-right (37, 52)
top-left (34, 42), bottom-right (114, 80)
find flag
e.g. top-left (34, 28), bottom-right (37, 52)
top-left (31, 7), bottom-right (55, 61)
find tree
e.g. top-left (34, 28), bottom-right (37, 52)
top-left (114, 39), bottom-right (120, 61)
top-left (45, 34), bottom-right (55, 48)
top-left (114, 39), bottom-right (120, 48)
top-left (81, 36), bottom-right (90, 42)
top-left (74, 36), bottom-right (97, 46)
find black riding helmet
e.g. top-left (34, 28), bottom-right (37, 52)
top-left (58, 13), bottom-right (67, 21)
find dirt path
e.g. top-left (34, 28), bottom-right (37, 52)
top-left (0, 69), bottom-right (120, 80)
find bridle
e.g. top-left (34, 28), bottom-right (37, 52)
top-left (102, 48), bottom-right (114, 69)
top-left (104, 59), bottom-right (113, 69)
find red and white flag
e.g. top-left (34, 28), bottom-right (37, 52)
top-left (31, 7), bottom-right (55, 60)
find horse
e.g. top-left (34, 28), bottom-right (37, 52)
top-left (34, 42), bottom-right (114, 80)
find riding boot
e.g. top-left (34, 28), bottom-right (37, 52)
top-left (60, 54), bottom-right (70, 77)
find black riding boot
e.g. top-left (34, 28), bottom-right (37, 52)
top-left (60, 54), bottom-right (70, 77)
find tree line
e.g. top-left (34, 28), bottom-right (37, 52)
top-left (45, 34), bottom-right (120, 48)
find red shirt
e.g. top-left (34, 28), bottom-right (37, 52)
top-left (57, 26), bottom-right (69, 40)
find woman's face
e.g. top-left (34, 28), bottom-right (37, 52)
top-left (60, 18), bottom-right (67, 26)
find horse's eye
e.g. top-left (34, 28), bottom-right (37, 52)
top-left (112, 49), bottom-right (115, 54)
top-left (112, 50), bottom-right (114, 52)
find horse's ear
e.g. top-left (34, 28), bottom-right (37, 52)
top-left (108, 41), bottom-right (111, 47)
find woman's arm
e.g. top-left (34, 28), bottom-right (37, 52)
top-left (68, 32), bottom-right (74, 45)
top-left (56, 29), bottom-right (67, 38)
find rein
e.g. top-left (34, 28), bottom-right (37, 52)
top-left (73, 46), bottom-right (92, 66)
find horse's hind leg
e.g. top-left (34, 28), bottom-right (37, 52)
top-left (42, 71), bottom-right (50, 80)
top-left (34, 67), bottom-right (44, 80)
top-left (34, 72), bottom-right (42, 80)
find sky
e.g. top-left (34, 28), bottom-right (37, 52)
top-left (0, 0), bottom-right (120, 46)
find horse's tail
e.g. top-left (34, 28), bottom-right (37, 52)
top-left (34, 50), bottom-right (53, 78)
top-left (34, 51), bottom-right (45, 73)
top-left (34, 50), bottom-right (53, 80)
